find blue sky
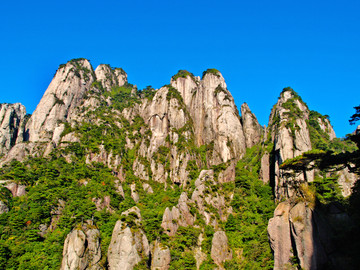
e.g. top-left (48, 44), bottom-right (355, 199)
top-left (1, 0), bottom-right (359, 137)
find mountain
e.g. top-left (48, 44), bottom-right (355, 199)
top-left (0, 59), bottom-right (358, 270)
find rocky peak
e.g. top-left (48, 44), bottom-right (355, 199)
top-left (25, 59), bottom-right (95, 144)
top-left (94, 64), bottom-right (127, 91)
top-left (170, 69), bottom-right (246, 165)
top-left (268, 88), bottom-right (313, 200)
top-left (241, 102), bottom-right (262, 148)
top-left (0, 103), bottom-right (27, 155)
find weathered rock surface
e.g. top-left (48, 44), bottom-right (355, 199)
top-left (60, 221), bottom-right (102, 270)
top-left (94, 64), bottom-right (127, 92)
top-left (337, 168), bottom-right (358, 197)
top-left (161, 192), bottom-right (195, 236)
top-left (269, 89), bottom-right (313, 200)
top-left (268, 201), bottom-right (330, 270)
top-left (268, 202), bottom-right (293, 270)
top-left (108, 207), bottom-right (149, 270)
top-left (289, 202), bottom-right (327, 270)
top-left (241, 102), bottom-right (262, 148)
top-left (0, 103), bottom-right (27, 155)
top-left (171, 70), bottom-right (246, 165)
top-left (26, 59), bottom-right (95, 143)
top-left (210, 231), bottom-right (232, 268)
top-left (0, 180), bottom-right (26, 197)
top-left (150, 240), bottom-right (171, 270)
top-left (0, 200), bottom-right (9, 214)
top-left (259, 151), bottom-right (270, 183)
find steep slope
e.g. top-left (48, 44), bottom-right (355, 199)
top-left (0, 103), bottom-right (27, 156)
top-left (171, 70), bottom-right (246, 165)
top-left (267, 88), bottom-right (359, 270)
top-left (0, 61), bottom-right (358, 270)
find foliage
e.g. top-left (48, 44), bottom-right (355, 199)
top-left (202, 68), bottom-right (220, 79)
top-left (225, 144), bottom-right (275, 269)
top-left (171, 70), bottom-right (196, 82)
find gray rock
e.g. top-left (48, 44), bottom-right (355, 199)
top-left (171, 72), bottom-right (246, 165)
top-left (268, 89), bottom-right (312, 200)
top-left (0, 103), bottom-right (27, 156)
top-left (259, 151), bottom-right (270, 183)
top-left (0, 200), bottom-right (9, 214)
top-left (108, 207), bottom-right (149, 270)
top-left (150, 240), bottom-right (171, 270)
top-left (241, 102), bottom-right (262, 148)
top-left (210, 231), bottom-right (232, 267)
top-left (267, 202), bottom-right (293, 270)
top-left (60, 221), bottom-right (102, 270)
top-left (26, 59), bottom-right (95, 144)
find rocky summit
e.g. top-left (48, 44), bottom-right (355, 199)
top-left (0, 59), bottom-right (359, 270)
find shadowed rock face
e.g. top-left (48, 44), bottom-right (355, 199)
top-left (0, 103), bottom-right (27, 155)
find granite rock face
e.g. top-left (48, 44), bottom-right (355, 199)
top-left (60, 221), bottom-right (102, 270)
top-left (150, 240), bottom-right (171, 270)
top-left (268, 89), bottom-right (312, 200)
top-left (0, 103), bottom-right (27, 155)
top-left (210, 231), bottom-right (232, 268)
top-left (26, 59), bottom-right (95, 144)
top-left (241, 102), bottom-right (262, 148)
top-left (107, 207), bottom-right (149, 270)
top-left (171, 70), bottom-right (247, 165)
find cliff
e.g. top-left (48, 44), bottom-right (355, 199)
top-left (0, 60), bottom-right (358, 270)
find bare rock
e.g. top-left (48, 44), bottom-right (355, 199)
top-left (94, 64), bottom-right (127, 92)
top-left (259, 152), bottom-right (270, 183)
top-left (150, 240), bottom-right (171, 270)
top-left (60, 221), bottom-right (101, 270)
top-left (26, 59), bottom-right (95, 143)
top-left (161, 192), bottom-right (194, 236)
top-left (143, 183), bottom-right (154, 194)
top-left (316, 117), bottom-right (336, 140)
top-left (289, 202), bottom-right (327, 270)
top-left (0, 200), bottom-right (9, 214)
top-left (0, 103), bottom-right (27, 156)
top-left (108, 207), bottom-right (149, 270)
top-left (130, 183), bottom-right (139, 203)
top-left (171, 71), bottom-right (246, 165)
top-left (267, 202), bottom-right (293, 270)
top-left (210, 231), bottom-right (232, 267)
top-left (269, 89), bottom-right (312, 200)
top-left (241, 102), bottom-right (262, 148)
top-left (337, 168), bottom-right (358, 197)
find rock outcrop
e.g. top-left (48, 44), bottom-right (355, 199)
top-left (26, 59), bottom-right (95, 144)
top-left (94, 64), bottom-right (127, 91)
top-left (60, 221), bottom-right (102, 270)
top-left (269, 88), bottom-right (313, 200)
top-left (171, 70), bottom-right (246, 165)
top-left (150, 240), bottom-right (171, 270)
top-left (0, 103), bottom-right (27, 155)
top-left (107, 207), bottom-right (149, 270)
top-left (268, 202), bottom-right (329, 270)
top-left (241, 102), bottom-right (262, 148)
top-left (210, 231), bottom-right (232, 268)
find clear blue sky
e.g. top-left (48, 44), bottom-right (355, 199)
top-left (1, 0), bottom-right (359, 137)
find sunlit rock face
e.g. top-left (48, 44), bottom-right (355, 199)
top-left (0, 103), bottom-right (27, 155)
top-left (171, 70), bottom-right (247, 165)
top-left (241, 102), bottom-right (262, 148)
top-left (25, 59), bottom-right (95, 143)
top-left (60, 221), bottom-right (102, 270)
